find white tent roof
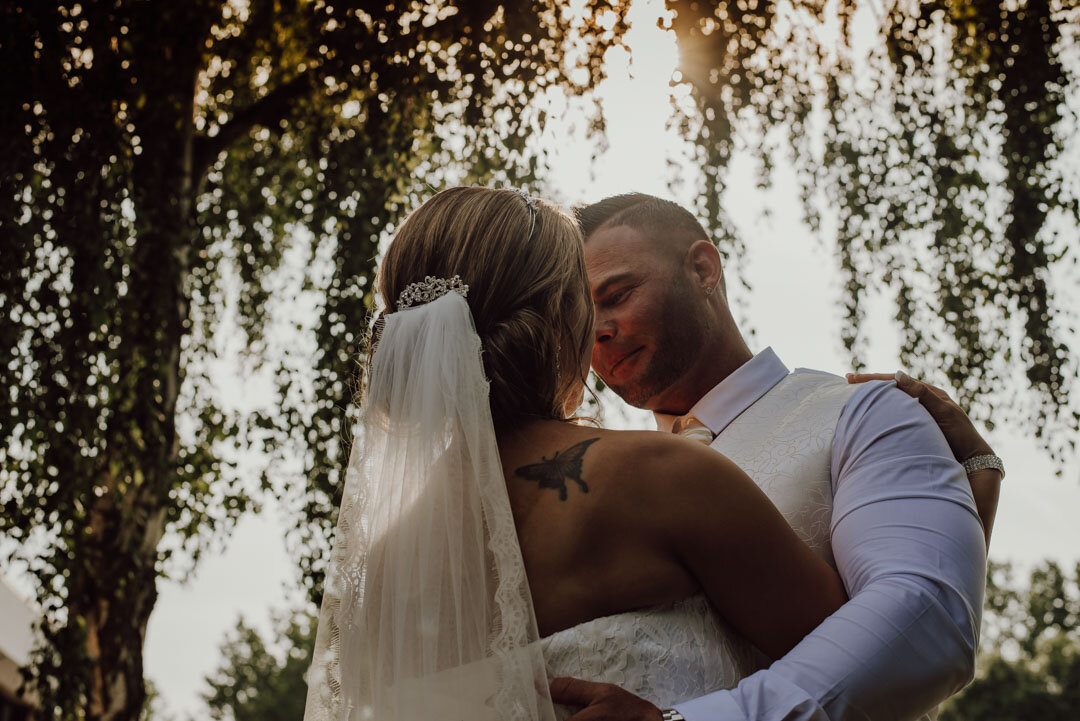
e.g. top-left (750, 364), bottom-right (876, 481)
top-left (0, 574), bottom-right (36, 668)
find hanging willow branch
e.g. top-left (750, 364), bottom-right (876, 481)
top-left (667, 0), bottom-right (1078, 466)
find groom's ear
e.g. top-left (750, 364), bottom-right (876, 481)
top-left (685, 239), bottom-right (724, 295)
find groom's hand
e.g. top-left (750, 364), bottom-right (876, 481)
top-left (549, 677), bottom-right (663, 721)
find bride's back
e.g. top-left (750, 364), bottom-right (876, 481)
top-left (498, 420), bottom-right (769, 718)
top-left (497, 420), bottom-right (704, 636)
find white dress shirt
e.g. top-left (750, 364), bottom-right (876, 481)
top-left (656, 349), bottom-right (987, 721)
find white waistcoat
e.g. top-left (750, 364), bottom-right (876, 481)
top-left (708, 371), bottom-right (859, 567)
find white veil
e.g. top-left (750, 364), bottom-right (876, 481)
top-left (304, 289), bottom-right (557, 721)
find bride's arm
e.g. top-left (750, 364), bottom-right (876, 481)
top-left (624, 435), bottom-right (848, 660)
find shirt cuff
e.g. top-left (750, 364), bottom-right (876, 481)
top-left (674, 690), bottom-right (744, 721)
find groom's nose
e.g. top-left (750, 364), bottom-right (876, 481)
top-left (594, 317), bottom-right (616, 344)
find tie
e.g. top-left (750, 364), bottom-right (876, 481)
top-left (671, 413), bottom-right (714, 445)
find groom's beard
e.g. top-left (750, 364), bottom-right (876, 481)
top-left (610, 278), bottom-right (707, 408)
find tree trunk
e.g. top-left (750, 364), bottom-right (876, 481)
top-left (74, 8), bottom-right (205, 717)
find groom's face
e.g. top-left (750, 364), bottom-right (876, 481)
top-left (585, 225), bottom-right (705, 409)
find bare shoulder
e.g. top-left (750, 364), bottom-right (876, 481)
top-left (501, 422), bottom-right (740, 519)
top-left (580, 430), bottom-right (743, 520)
top-left (501, 423), bottom-right (756, 630)
top-left (595, 430), bottom-right (733, 487)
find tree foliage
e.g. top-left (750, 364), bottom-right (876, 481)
top-left (667, 0), bottom-right (1079, 462)
top-left (2, 2), bottom-right (1078, 721)
top-left (0, 1), bottom-right (620, 718)
top-left (942, 560), bottom-right (1080, 720)
top-left (201, 612), bottom-right (316, 721)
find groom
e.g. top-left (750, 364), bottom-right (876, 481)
top-left (552, 193), bottom-right (998, 721)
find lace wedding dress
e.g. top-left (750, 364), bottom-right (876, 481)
top-left (542, 593), bottom-right (763, 719)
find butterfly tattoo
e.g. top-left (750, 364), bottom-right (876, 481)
top-left (514, 438), bottom-right (600, 501)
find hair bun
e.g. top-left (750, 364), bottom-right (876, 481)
top-left (372, 186), bottom-right (593, 429)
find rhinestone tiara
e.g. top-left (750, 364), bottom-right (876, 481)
top-left (510, 187), bottom-right (538, 214)
top-left (396, 274), bottom-right (469, 310)
top-left (509, 187), bottom-right (538, 240)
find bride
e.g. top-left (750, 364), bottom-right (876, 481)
top-left (302, 187), bottom-right (960, 721)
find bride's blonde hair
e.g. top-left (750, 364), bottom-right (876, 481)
top-left (373, 186), bottom-right (594, 429)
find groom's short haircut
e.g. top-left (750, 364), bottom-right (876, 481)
top-left (574, 193), bottom-right (711, 263)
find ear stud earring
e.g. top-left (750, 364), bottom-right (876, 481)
top-left (704, 285), bottom-right (715, 296)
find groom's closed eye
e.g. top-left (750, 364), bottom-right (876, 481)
top-left (592, 273), bottom-right (637, 304)
top-left (604, 287), bottom-right (633, 307)
top-left (597, 282), bottom-right (639, 310)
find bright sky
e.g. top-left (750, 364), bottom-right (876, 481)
top-left (48, 0), bottom-right (1080, 717)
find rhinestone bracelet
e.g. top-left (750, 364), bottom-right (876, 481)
top-left (962, 454), bottom-right (1004, 479)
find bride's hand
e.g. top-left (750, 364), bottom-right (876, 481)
top-left (847, 371), bottom-right (1000, 547)
top-left (549, 677), bottom-right (662, 721)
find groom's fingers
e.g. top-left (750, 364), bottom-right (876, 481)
top-left (549, 677), bottom-right (606, 706)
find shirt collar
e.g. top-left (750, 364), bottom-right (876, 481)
top-left (654, 347), bottom-right (790, 434)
